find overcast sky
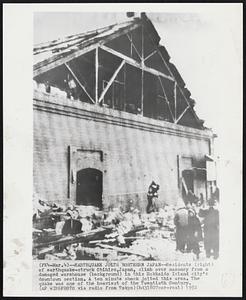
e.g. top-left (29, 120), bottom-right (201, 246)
top-left (34, 9), bottom-right (242, 162)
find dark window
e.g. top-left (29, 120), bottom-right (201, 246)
top-left (76, 168), bottom-right (103, 209)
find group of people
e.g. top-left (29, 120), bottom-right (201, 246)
top-left (174, 199), bottom-right (219, 260)
top-left (174, 203), bottom-right (202, 259)
top-left (146, 181), bottom-right (220, 260)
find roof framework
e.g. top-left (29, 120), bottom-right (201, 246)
top-left (33, 15), bottom-right (204, 130)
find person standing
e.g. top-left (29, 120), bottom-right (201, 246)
top-left (174, 202), bottom-right (189, 252)
top-left (199, 199), bottom-right (219, 259)
top-left (212, 186), bottom-right (220, 202)
top-left (187, 209), bottom-right (202, 259)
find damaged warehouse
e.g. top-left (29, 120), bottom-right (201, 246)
top-left (33, 13), bottom-right (219, 260)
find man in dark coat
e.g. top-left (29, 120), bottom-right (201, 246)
top-left (62, 210), bottom-right (82, 235)
top-left (146, 181), bottom-right (159, 213)
top-left (187, 209), bottom-right (202, 259)
top-left (199, 200), bottom-right (219, 259)
top-left (212, 186), bottom-right (220, 202)
top-left (174, 203), bottom-right (189, 252)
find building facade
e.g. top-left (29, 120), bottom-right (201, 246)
top-left (33, 13), bottom-right (216, 211)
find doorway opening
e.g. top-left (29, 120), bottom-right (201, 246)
top-left (181, 169), bottom-right (194, 201)
top-left (182, 169), bottom-right (194, 192)
top-left (76, 168), bottom-right (103, 209)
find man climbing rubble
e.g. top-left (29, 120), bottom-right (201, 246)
top-left (34, 190), bottom-right (210, 261)
top-left (146, 181), bottom-right (160, 213)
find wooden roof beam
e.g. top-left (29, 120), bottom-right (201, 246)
top-left (144, 28), bottom-right (201, 125)
top-left (144, 50), bottom-right (157, 62)
top-left (175, 105), bottom-right (190, 124)
top-left (100, 45), bottom-right (174, 82)
top-left (126, 33), bottom-right (142, 60)
top-left (65, 62), bottom-right (95, 104)
top-left (158, 76), bottom-right (175, 122)
top-left (98, 60), bottom-right (125, 103)
top-left (33, 22), bottom-right (141, 77)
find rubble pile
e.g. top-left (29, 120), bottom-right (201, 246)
top-left (33, 195), bottom-right (181, 261)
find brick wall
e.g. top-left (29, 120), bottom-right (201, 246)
top-left (33, 90), bottom-right (212, 211)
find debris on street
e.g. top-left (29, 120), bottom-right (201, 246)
top-left (33, 194), bottom-right (183, 261)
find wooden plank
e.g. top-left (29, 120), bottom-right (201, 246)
top-left (33, 228), bottom-right (111, 249)
top-left (144, 29), bottom-right (174, 76)
top-left (97, 244), bottom-right (149, 258)
top-left (123, 63), bottom-right (126, 110)
top-left (129, 33), bottom-right (133, 57)
top-left (123, 225), bottom-right (146, 237)
top-left (176, 85), bottom-right (199, 119)
top-left (126, 33), bottom-right (142, 60)
top-left (34, 43), bottom-right (97, 77)
top-left (98, 60), bottom-right (125, 103)
top-left (100, 45), bottom-right (174, 82)
top-left (95, 47), bottom-right (99, 103)
top-left (89, 238), bottom-right (116, 244)
top-left (158, 76), bottom-right (175, 122)
top-left (144, 29), bottom-right (201, 124)
top-left (144, 50), bottom-right (157, 61)
top-left (174, 82), bottom-right (177, 121)
top-left (34, 22), bottom-right (141, 77)
top-left (175, 105), bottom-right (190, 124)
top-left (141, 68), bottom-right (144, 115)
top-left (181, 177), bottom-right (188, 194)
top-left (65, 62), bottom-right (95, 103)
top-left (141, 24), bottom-right (144, 60)
top-left (100, 44), bottom-right (139, 67)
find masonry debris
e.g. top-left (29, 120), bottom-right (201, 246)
top-left (33, 193), bottom-right (179, 261)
